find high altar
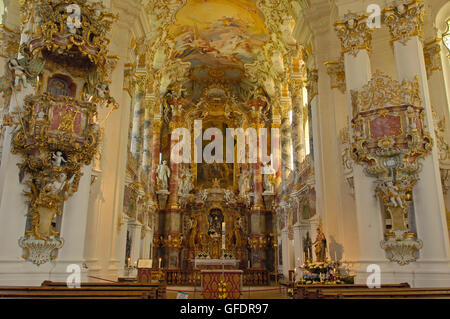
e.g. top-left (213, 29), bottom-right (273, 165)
top-left (151, 83), bottom-right (278, 273)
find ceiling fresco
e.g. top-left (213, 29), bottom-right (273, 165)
top-left (168, 0), bottom-right (269, 69)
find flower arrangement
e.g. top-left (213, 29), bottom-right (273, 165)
top-left (296, 260), bottom-right (354, 285)
top-left (217, 280), bottom-right (227, 299)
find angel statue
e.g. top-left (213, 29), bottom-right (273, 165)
top-left (263, 162), bottom-right (275, 193)
top-left (179, 166), bottom-right (194, 195)
top-left (157, 160), bottom-right (171, 190)
top-left (382, 181), bottom-right (404, 208)
top-left (7, 58), bottom-right (28, 90)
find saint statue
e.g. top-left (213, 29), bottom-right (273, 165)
top-left (263, 162), bottom-right (275, 193)
top-left (238, 169), bottom-right (251, 197)
top-left (313, 224), bottom-right (327, 262)
top-left (179, 166), bottom-right (194, 195)
top-left (157, 160), bottom-right (171, 190)
top-left (303, 231), bottom-right (313, 262)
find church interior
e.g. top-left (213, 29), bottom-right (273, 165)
top-left (0, 0), bottom-right (450, 299)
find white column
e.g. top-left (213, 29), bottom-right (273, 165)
top-left (115, 213), bottom-right (130, 277)
top-left (128, 220), bottom-right (142, 276)
top-left (293, 224), bottom-right (303, 280)
top-left (49, 165), bottom-right (92, 282)
top-left (334, 15), bottom-right (386, 283)
top-left (281, 229), bottom-right (293, 279)
top-left (392, 36), bottom-right (450, 276)
top-left (344, 47), bottom-right (386, 265)
top-left (0, 85), bottom-right (47, 285)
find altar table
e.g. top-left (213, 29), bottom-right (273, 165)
top-left (201, 269), bottom-right (243, 299)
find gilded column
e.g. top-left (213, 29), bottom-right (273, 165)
top-left (384, 1), bottom-right (450, 268)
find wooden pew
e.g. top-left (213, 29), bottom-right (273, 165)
top-left (294, 283), bottom-right (410, 299)
top-left (317, 287), bottom-right (450, 299)
top-left (0, 281), bottom-right (165, 299)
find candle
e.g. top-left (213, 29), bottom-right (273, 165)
top-left (159, 153), bottom-right (162, 164)
top-left (158, 257), bottom-right (162, 268)
top-left (248, 260), bottom-right (250, 268)
top-left (127, 257), bottom-right (130, 267)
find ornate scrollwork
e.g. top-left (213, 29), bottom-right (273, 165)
top-left (20, 0), bottom-right (116, 66)
top-left (350, 71), bottom-right (431, 265)
top-left (10, 94), bottom-right (99, 246)
top-left (334, 13), bottom-right (373, 57)
top-left (325, 61), bottom-right (346, 94)
top-left (384, 0), bottom-right (425, 45)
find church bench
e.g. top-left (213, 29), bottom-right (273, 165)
top-left (319, 287), bottom-right (450, 299)
top-left (0, 287), bottom-right (157, 299)
top-left (0, 281), bottom-right (165, 299)
top-left (295, 286), bottom-right (450, 299)
top-left (294, 283), bottom-right (410, 299)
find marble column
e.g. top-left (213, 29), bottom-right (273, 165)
top-left (290, 79), bottom-right (306, 180)
top-left (253, 122), bottom-right (264, 210)
top-left (271, 118), bottom-right (282, 197)
top-left (385, 2), bottom-right (450, 285)
top-left (151, 118), bottom-right (162, 190)
top-left (130, 91), bottom-right (145, 165)
top-left (335, 14), bottom-right (386, 278)
top-left (142, 95), bottom-right (154, 175)
top-left (280, 106), bottom-right (293, 194)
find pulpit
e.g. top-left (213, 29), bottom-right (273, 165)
top-left (201, 269), bottom-right (243, 299)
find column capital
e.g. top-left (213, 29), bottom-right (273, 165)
top-left (423, 39), bottom-right (442, 79)
top-left (306, 69), bottom-right (318, 104)
top-left (384, 0), bottom-right (425, 45)
top-left (325, 61), bottom-right (346, 94)
top-left (288, 79), bottom-right (304, 98)
top-left (334, 13), bottom-right (374, 57)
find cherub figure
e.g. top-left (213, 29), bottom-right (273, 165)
top-left (52, 151), bottom-right (67, 167)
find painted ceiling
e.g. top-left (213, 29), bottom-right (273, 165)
top-left (168, 0), bottom-right (269, 70)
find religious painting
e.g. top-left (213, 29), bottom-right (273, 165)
top-left (169, 0), bottom-right (269, 69)
top-left (49, 104), bottom-right (84, 136)
top-left (197, 121), bottom-right (234, 188)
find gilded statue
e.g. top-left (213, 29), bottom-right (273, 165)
top-left (57, 108), bottom-right (79, 133)
top-left (227, 216), bottom-right (244, 249)
top-left (187, 216), bottom-right (201, 249)
top-left (313, 224), bottom-right (327, 262)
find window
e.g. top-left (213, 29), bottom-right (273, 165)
top-left (443, 19), bottom-right (450, 55)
